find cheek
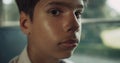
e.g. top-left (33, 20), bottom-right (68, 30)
top-left (32, 18), bottom-right (64, 43)
top-left (42, 20), bottom-right (64, 41)
top-left (30, 19), bottom-right (64, 52)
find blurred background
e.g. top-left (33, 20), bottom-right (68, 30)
top-left (0, 0), bottom-right (120, 63)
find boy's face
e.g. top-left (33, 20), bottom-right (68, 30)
top-left (22, 0), bottom-right (84, 59)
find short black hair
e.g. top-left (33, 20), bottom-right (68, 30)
top-left (15, 0), bottom-right (39, 20)
top-left (15, 0), bottom-right (87, 20)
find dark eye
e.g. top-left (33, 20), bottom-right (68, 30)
top-left (49, 9), bottom-right (62, 16)
top-left (75, 10), bottom-right (82, 19)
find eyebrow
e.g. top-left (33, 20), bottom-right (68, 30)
top-left (47, 1), bottom-right (84, 9)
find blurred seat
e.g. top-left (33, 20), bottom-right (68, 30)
top-left (0, 26), bottom-right (27, 63)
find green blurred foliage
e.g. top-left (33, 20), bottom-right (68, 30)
top-left (76, 22), bottom-right (120, 59)
top-left (75, 44), bottom-right (120, 59)
top-left (79, 1), bottom-right (120, 59)
top-left (82, 0), bottom-right (107, 18)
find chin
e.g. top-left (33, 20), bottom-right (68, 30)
top-left (57, 51), bottom-right (73, 59)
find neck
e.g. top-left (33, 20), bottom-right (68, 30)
top-left (27, 45), bottom-right (61, 63)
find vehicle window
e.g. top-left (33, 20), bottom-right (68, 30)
top-left (0, 0), bottom-right (19, 27)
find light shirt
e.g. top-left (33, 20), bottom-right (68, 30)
top-left (9, 47), bottom-right (31, 63)
top-left (9, 47), bottom-right (74, 63)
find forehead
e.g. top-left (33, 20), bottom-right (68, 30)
top-left (36, 0), bottom-right (84, 9)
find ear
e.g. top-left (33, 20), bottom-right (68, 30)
top-left (20, 11), bottom-right (31, 35)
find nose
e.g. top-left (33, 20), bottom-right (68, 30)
top-left (63, 12), bottom-right (80, 33)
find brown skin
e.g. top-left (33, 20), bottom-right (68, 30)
top-left (20, 0), bottom-right (84, 63)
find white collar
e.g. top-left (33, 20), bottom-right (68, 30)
top-left (17, 47), bottom-right (31, 63)
top-left (17, 47), bottom-right (73, 63)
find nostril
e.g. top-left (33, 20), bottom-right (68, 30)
top-left (67, 26), bottom-right (79, 33)
top-left (67, 28), bottom-right (72, 32)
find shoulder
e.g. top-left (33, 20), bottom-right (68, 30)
top-left (9, 56), bottom-right (19, 63)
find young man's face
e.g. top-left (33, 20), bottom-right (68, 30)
top-left (22, 0), bottom-right (84, 59)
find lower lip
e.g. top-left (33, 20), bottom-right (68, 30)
top-left (59, 42), bottom-right (78, 50)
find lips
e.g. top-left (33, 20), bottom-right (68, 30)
top-left (58, 39), bottom-right (78, 50)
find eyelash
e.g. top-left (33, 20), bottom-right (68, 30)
top-left (47, 8), bottom-right (82, 19)
top-left (75, 10), bottom-right (82, 19)
top-left (48, 8), bottom-right (63, 16)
